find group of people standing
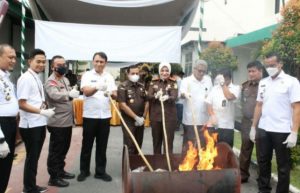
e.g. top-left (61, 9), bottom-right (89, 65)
top-left (0, 42), bottom-right (299, 193)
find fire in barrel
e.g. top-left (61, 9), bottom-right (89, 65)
top-left (122, 127), bottom-right (241, 193)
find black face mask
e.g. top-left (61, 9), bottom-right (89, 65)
top-left (55, 66), bottom-right (67, 75)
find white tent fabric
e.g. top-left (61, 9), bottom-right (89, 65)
top-left (78, 0), bottom-right (174, 8)
top-left (35, 20), bottom-right (181, 63)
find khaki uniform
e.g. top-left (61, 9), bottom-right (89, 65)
top-left (44, 73), bottom-right (74, 179)
top-left (45, 73), bottom-right (73, 127)
top-left (239, 80), bottom-right (260, 181)
top-left (117, 80), bottom-right (147, 154)
top-left (148, 77), bottom-right (178, 154)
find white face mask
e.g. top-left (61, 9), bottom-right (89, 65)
top-left (266, 67), bottom-right (279, 77)
top-left (128, 74), bottom-right (140, 82)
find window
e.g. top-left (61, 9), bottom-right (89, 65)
top-left (184, 53), bottom-right (193, 76)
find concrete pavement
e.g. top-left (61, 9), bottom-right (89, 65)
top-left (6, 126), bottom-right (278, 193)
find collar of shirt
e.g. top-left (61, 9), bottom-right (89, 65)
top-left (127, 80), bottom-right (138, 87)
top-left (91, 68), bottom-right (107, 77)
top-left (249, 80), bottom-right (259, 86)
top-left (0, 69), bottom-right (10, 79)
top-left (28, 68), bottom-right (40, 78)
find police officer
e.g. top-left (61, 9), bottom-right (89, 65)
top-left (0, 44), bottom-right (18, 193)
top-left (45, 55), bottom-right (79, 187)
top-left (117, 65), bottom-right (149, 154)
top-left (239, 61), bottom-right (263, 183)
top-left (251, 52), bottom-right (300, 193)
top-left (148, 62), bottom-right (178, 154)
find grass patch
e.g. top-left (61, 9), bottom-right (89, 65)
top-left (234, 131), bottom-right (300, 189)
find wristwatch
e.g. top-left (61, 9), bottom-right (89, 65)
top-left (0, 138), bottom-right (5, 144)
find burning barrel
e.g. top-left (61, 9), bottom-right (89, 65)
top-left (122, 142), bottom-right (241, 193)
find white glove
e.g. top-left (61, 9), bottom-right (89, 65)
top-left (215, 74), bottom-right (225, 86)
top-left (134, 116), bottom-right (145, 126)
top-left (104, 90), bottom-right (112, 97)
top-left (95, 84), bottom-right (107, 91)
top-left (283, 131), bottom-right (298, 148)
top-left (207, 115), bottom-right (217, 127)
top-left (0, 141), bottom-right (10, 158)
top-left (159, 95), bottom-right (169, 102)
top-left (154, 90), bottom-right (163, 99)
top-left (69, 88), bottom-right (80, 98)
top-left (40, 107), bottom-right (56, 118)
top-left (182, 92), bottom-right (191, 99)
top-left (249, 126), bottom-right (256, 143)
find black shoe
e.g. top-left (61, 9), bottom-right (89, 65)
top-left (77, 172), bottom-right (90, 182)
top-left (60, 171), bottom-right (75, 179)
top-left (48, 178), bottom-right (69, 187)
top-left (241, 178), bottom-right (248, 183)
top-left (23, 186), bottom-right (48, 193)
top-left (94, 173), bottom-right (112, 182)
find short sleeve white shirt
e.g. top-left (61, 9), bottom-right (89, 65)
top-left (257, 71), bottom-right (300, 133)
top-left (81, 69), bottom-right (117, 119)
top-left (180, 75), bottom-right (212, 125)
top-left (0, 69), bottom-right (19, 116)
top-left (17, 69), bottom-right (47, 128)
top-left (205, 83), bottom-right (241, 129)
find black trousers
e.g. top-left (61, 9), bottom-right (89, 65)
top-left (47, 126), bottom-right (72, 179)
top-left (150, 121), bottom-right (175, 154)
top-left (80, 118), bottom-right (110, 175)
top-left (121, 120), bottom-right (144, 155)
top-left (239, 117), bottom-right (260, 181)
top-left (0, 117), bottom-right (17, 193)
top-left (256, 128), bottom-right (290, 193)
top-left (20, 126), bottom-right (46, 193)
top-left (216, 128), bottom-right (234, 148)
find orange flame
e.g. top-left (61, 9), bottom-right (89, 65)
top-left (179, 127), bottom-right (219, 171)
top-left (197, 129), bottom-right (218, 170)
top-left (179, 141), bottom-right (198, 171)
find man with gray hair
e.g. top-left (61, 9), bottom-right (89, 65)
top-left (179, 59), bottom-right (212, 154)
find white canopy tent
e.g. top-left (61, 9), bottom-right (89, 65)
top-left (35, 20), bottom-right (182, 63)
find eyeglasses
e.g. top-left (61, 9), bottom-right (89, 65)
top-left (195, 69), bottom-right (207, 73)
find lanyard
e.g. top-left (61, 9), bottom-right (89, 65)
top-left (28, 70), bottom-right (44, 101)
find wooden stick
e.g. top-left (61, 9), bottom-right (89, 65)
top-left (187, 84), bottom-right (202, 153)
top-left (160, 90), bottom-right (172, 172)
top-left (108, 96), bottom-right (154, 172)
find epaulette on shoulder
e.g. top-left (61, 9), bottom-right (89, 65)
top-left (169, 77), bottom-right (176, 81)
top-left (242, 81), bottom-right (249, 86)
top-left (152, 77), bottom-right (159, 81)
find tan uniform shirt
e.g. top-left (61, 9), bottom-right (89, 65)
top-left (117, 80), bottom-right (147, 122)
top-left (148, 77), bottom-right (178, 122)
top-left (45, 73), bottom-right (73, 127)
top-left (241, 80), bottom-right (259, 120)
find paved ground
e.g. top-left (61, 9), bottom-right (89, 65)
top-left (6, 126), bottom-right (278, 193)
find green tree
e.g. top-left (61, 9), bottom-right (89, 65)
top-left (261, 0), bottom-right (300, 79)
top-left (200, 41), bottom-right (238, 78)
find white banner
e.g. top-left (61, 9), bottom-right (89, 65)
top-left (35, 20), bottom-right (181, 63)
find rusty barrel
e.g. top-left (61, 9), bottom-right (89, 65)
top-left (122, 142), bottom-right (241, 193)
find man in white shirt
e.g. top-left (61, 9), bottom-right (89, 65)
top-left (250, 52), bottom-right (300, 193)
top-left (0, 44), bottom-right (18, 193)
top-left (17, 49), bottom-right (55, 193)
top-left (179, 59), bottom-right (212, 153)
top-left (77, 52), bottom-right (117, 182)
top-left (206, 68), bottom-right (240, 147)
